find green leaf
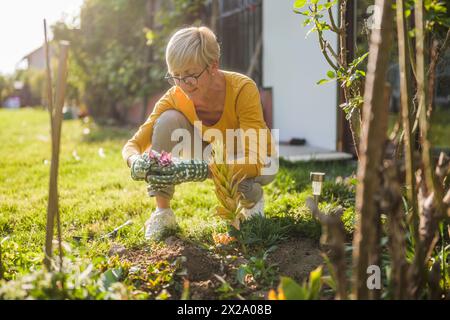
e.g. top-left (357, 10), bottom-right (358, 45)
top-left (350, 52), bottom-right (369, 67)
top-left (279, 276), bottom-right (307, 299)
top-left (309, 265), bottom-right (322, 284)
top-left (156, 289), bottom-right (171, 300)
top-left (434, 5), bottom-right (447, 14)
top-left (297, 10), bottom-right (312, 16)
top-left (293, 0), bottom-right (307, 9)
top-left (101, 267), bottom-right (123, 290)
top-left (327, 70), bottom-right (335, 78)
top-left (356, 70), bottom-right (366, 77)
top-left (305, 26), bottom-right (318, 38)
top-left (325, 0), bottom-right (336, 9)
top-left (144, 29), bottom-right (155, 46)
top-left (321, 275), bottom-right (336, 291)
top-left (236, 266), bottom-right (250, 285)
top-left (307, 266), bottom-right (323, 299)
top-left (317, 79), bottom-right (330, 85)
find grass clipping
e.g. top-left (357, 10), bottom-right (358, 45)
top-left (209, 141), bottom-right (255, 230)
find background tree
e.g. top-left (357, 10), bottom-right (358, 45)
top-left (0, 74), bottom-right (14, 105)
top-left (52, 0), bottom-right (207, 124)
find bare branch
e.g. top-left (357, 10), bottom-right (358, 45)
top-left (396, 0), bottom-right (419, 254)
top-left (318, 28), bottom-right (339, 70)
top-left (327, 0), bottom-right (340, 33)
top-left (426, 29), bottom-right (450, 117)
top-left (339, 0), bottom-right (348, 69)
top-left (311, 2), bottom-right (339, 70)
top-left (441, 28), bottom-right (450, 53)
top-left (406, 18), bottom-right (417, 80)
top-left (325, 40), bottom-right (340, 62)
top-left (427, 39), bottom-right (440, 118)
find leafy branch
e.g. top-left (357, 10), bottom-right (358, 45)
top-left (293, 0), bottom-right (367, 158)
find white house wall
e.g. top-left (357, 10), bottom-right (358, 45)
top-left (263, 0), bottom-right (338, 150)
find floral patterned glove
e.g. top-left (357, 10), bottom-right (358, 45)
top-left (144, 150), bottom-right (209, 188)
top-left (129, 151), bottom-right (162, 181)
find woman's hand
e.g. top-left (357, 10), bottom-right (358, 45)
top-left (129, 149), bottom-right (209, 188)
top-left (129, 152), bottom-right (161, 180)
top-left (145, 158), bottom-right (209, 188)
top-left (129, 154), bottom-right (151, 180)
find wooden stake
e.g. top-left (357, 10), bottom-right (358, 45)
top-left (44, 20), bottom-right (54, 130)
top-left (44, 19), bottom-right (70, 270)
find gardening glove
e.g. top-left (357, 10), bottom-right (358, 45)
top-left (145, 157), bottom-right (209, 188)
top-left (129, 153), bottom-right (157, 181)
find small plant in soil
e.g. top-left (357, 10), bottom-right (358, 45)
top-left (236, 246), bottom-right (279, 289)
top-left (228, 215), bottom-right (294, 251)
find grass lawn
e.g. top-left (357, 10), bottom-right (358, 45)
top-left (0, 107), bottom-right (357, 299)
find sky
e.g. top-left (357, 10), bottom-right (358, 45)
top-left (0, 0), bottom-right (84, 75)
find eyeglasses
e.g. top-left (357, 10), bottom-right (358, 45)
top-left (165, 65), bottom-right (208, 87)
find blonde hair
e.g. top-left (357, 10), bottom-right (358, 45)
top-left (166, 26), bottom-right (221, 74)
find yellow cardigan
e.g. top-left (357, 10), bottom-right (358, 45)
top-left (122, 71), bottom-right (274, 180)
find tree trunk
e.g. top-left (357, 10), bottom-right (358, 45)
top-left (352, 0), bottom-right (393, 300)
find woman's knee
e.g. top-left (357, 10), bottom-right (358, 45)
top-left (238, 178), bottom-right (263, 202)
top-left (152, 110), bottom-right (192, 152)
top-left (154, 110), bottom-right (189, 132)
top-left (254, 173), bottom-right (276, 186)
top-left (238, 173), bottom-right (276, 202)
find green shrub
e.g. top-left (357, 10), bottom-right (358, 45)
top-left (0, 255), bottom-right (147, 300)
top-left (321, 179), bottom-right (356, 209)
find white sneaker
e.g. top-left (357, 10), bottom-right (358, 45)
top-left (241, 194), bottom-right (265, 220)
top-left (144, 208), bottom-right (177, 240)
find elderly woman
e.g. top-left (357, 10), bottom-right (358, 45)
top-left (122, 26), bottom-right (277, 240)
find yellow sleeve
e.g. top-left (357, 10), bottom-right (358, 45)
top-left (233, 81), bottom-right (272, 180)
top-left (121, 89), bottom-right (175, 163)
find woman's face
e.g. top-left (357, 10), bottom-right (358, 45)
top-left (169, 62), bottom-right (218, 101)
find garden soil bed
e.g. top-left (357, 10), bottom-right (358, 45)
top-left (122, 235), bottom-right (323, 299)
top-left (266, 237), bottom-right (324, 283)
